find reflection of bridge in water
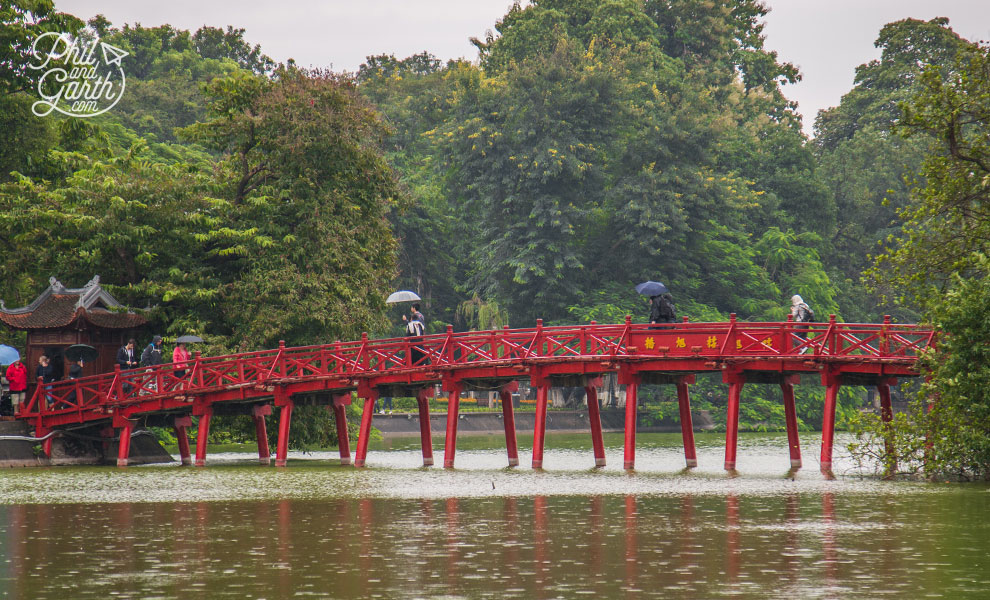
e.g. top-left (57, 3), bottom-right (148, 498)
top-left (19, 314), bottom-right (933, 473)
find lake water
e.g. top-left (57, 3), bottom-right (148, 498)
top-left (0, 432), bottom-right (987, 598)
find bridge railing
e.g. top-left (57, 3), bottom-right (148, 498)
top-left (21, 320), bottom-right (935, 420)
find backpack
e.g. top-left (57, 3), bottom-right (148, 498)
top-left (797, 304), bottom-right (815, 323)
top-left (659, 296), bottom-right (676, 321)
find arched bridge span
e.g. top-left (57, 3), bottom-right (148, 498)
top-left (19, 315), bottom-right (934, 473)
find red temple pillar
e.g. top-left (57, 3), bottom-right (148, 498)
top-left (116, 418), bottom-right (135, 467)
top-left (878, 377), bottom-right (896, 475)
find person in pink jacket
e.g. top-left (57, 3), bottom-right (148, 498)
top-left (173, 342), bottom-right (190, 379)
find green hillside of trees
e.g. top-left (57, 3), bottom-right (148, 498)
top-left (2, 1), bottom-right (987, 476)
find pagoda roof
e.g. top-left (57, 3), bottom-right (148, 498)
top-left (0, 276), bottom-right (147, 330)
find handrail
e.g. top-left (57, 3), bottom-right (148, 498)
top-left (18, 320), bottom-right (935, 421)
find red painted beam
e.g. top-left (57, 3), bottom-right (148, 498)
top-left (531, 380), bottom-right (550, 469)
top-left (174, 415), bottom-right (192, 466)
top-left (353, 391), bottom-right (376, 468)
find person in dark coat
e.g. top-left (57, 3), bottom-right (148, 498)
top-left (649, 293), bottom-right (677, 326)
top-left (35, 355), bottom-right (55, 409)
top-left (141, 335), bottom-right (163, 367)
top-left (117, 338), bottom-right (139, 370)
top-left (68, 358), bottom-right (84, 379)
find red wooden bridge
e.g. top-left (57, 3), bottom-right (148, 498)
top-left (18, 314), bottom-right (934, 473)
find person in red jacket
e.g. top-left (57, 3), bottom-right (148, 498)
top-left (5, 359), bottom-right (28, 415)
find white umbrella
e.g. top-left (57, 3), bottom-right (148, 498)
top-left (386, 290), bottom-right (421, 304)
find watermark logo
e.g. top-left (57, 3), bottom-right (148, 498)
top-left (27, 32), bottom-right (128, 118)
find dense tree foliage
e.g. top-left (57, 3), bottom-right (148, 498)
top-left (3, 1), bottom-right (987, 449)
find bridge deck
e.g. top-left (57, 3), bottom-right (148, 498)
top-left (19, 315), bottom-right (933, 473)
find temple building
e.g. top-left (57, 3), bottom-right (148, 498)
top-left (0, 276), bottom-right (147, 381)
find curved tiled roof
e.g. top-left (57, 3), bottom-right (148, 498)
top-left (0, 276), bottom-right (146, 330)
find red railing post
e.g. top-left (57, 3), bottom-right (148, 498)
top-left (112, 364), bottom-right (123, 403)
top-left (277, 340), bottom-right (287, 377)
top-left (193, 350), bottom-right (203, 389)
top-left (828, 314), bottom-right (838, 355)
top-left (881, 315), bottom-right (891, 357)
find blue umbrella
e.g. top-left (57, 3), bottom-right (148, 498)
top-left (635, 281), bottom-right (669, 297)
top-left (0, 345), bottom-right (20, 366)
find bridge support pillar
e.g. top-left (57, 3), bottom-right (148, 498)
top-left (878, 377), bottom-right (896, 475)
top-left (723, 371), bottom-right (745, 471)
top-left (619, 368), bottom-right (641, 471)
top-left (781, 375), bottom-right (802, 469)
top-left (332, 393), bottom-right (351, 466)
top-left (586, 383), bottom-right (606, 467)
top-left (416, 388), bottom-right (434, 467)
top-left (41, 431), bottom-right (53, 459)
top-left (677, 375), bottom-right (697, 468)
top-left (252, 404), bottom-right (272, 466)
top-left (173, 415), bottom-right (192, 466)
top-left (820, 370), bottom-right (841, 475)
top-left (115, 417), bottom-right (138, 467)
top-left (443, 381), bottom-right (462, 469)
top-left (195, 407), bottom-right (212, 467)
top-left (275, 391), bottom-right (294, 467)
top-left (500, 381), bottom-right (519, 467)
top-left (531, 374), bottom-right (550, 469)
top-left (354, 387), bottom-right (377, 468)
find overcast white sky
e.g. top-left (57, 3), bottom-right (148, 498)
top-left (56, 0), bottom-right (990, 136)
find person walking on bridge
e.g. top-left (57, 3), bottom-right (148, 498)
top-left (649, 293), bottom-right (677, 326)
top-left (790, 295), bottom-right (815, 352)
top-left (141, 335), bottom-right (163, 367)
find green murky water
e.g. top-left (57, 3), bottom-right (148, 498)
top-left (0, 432), bottom-right (987, 598)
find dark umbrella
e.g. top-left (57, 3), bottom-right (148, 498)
top-left (635, 281), bottom-right (669, 296)
top-left (65, 344), bottom-right (98, 362)
top-left (175, 335), bottom-right (204, 344)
